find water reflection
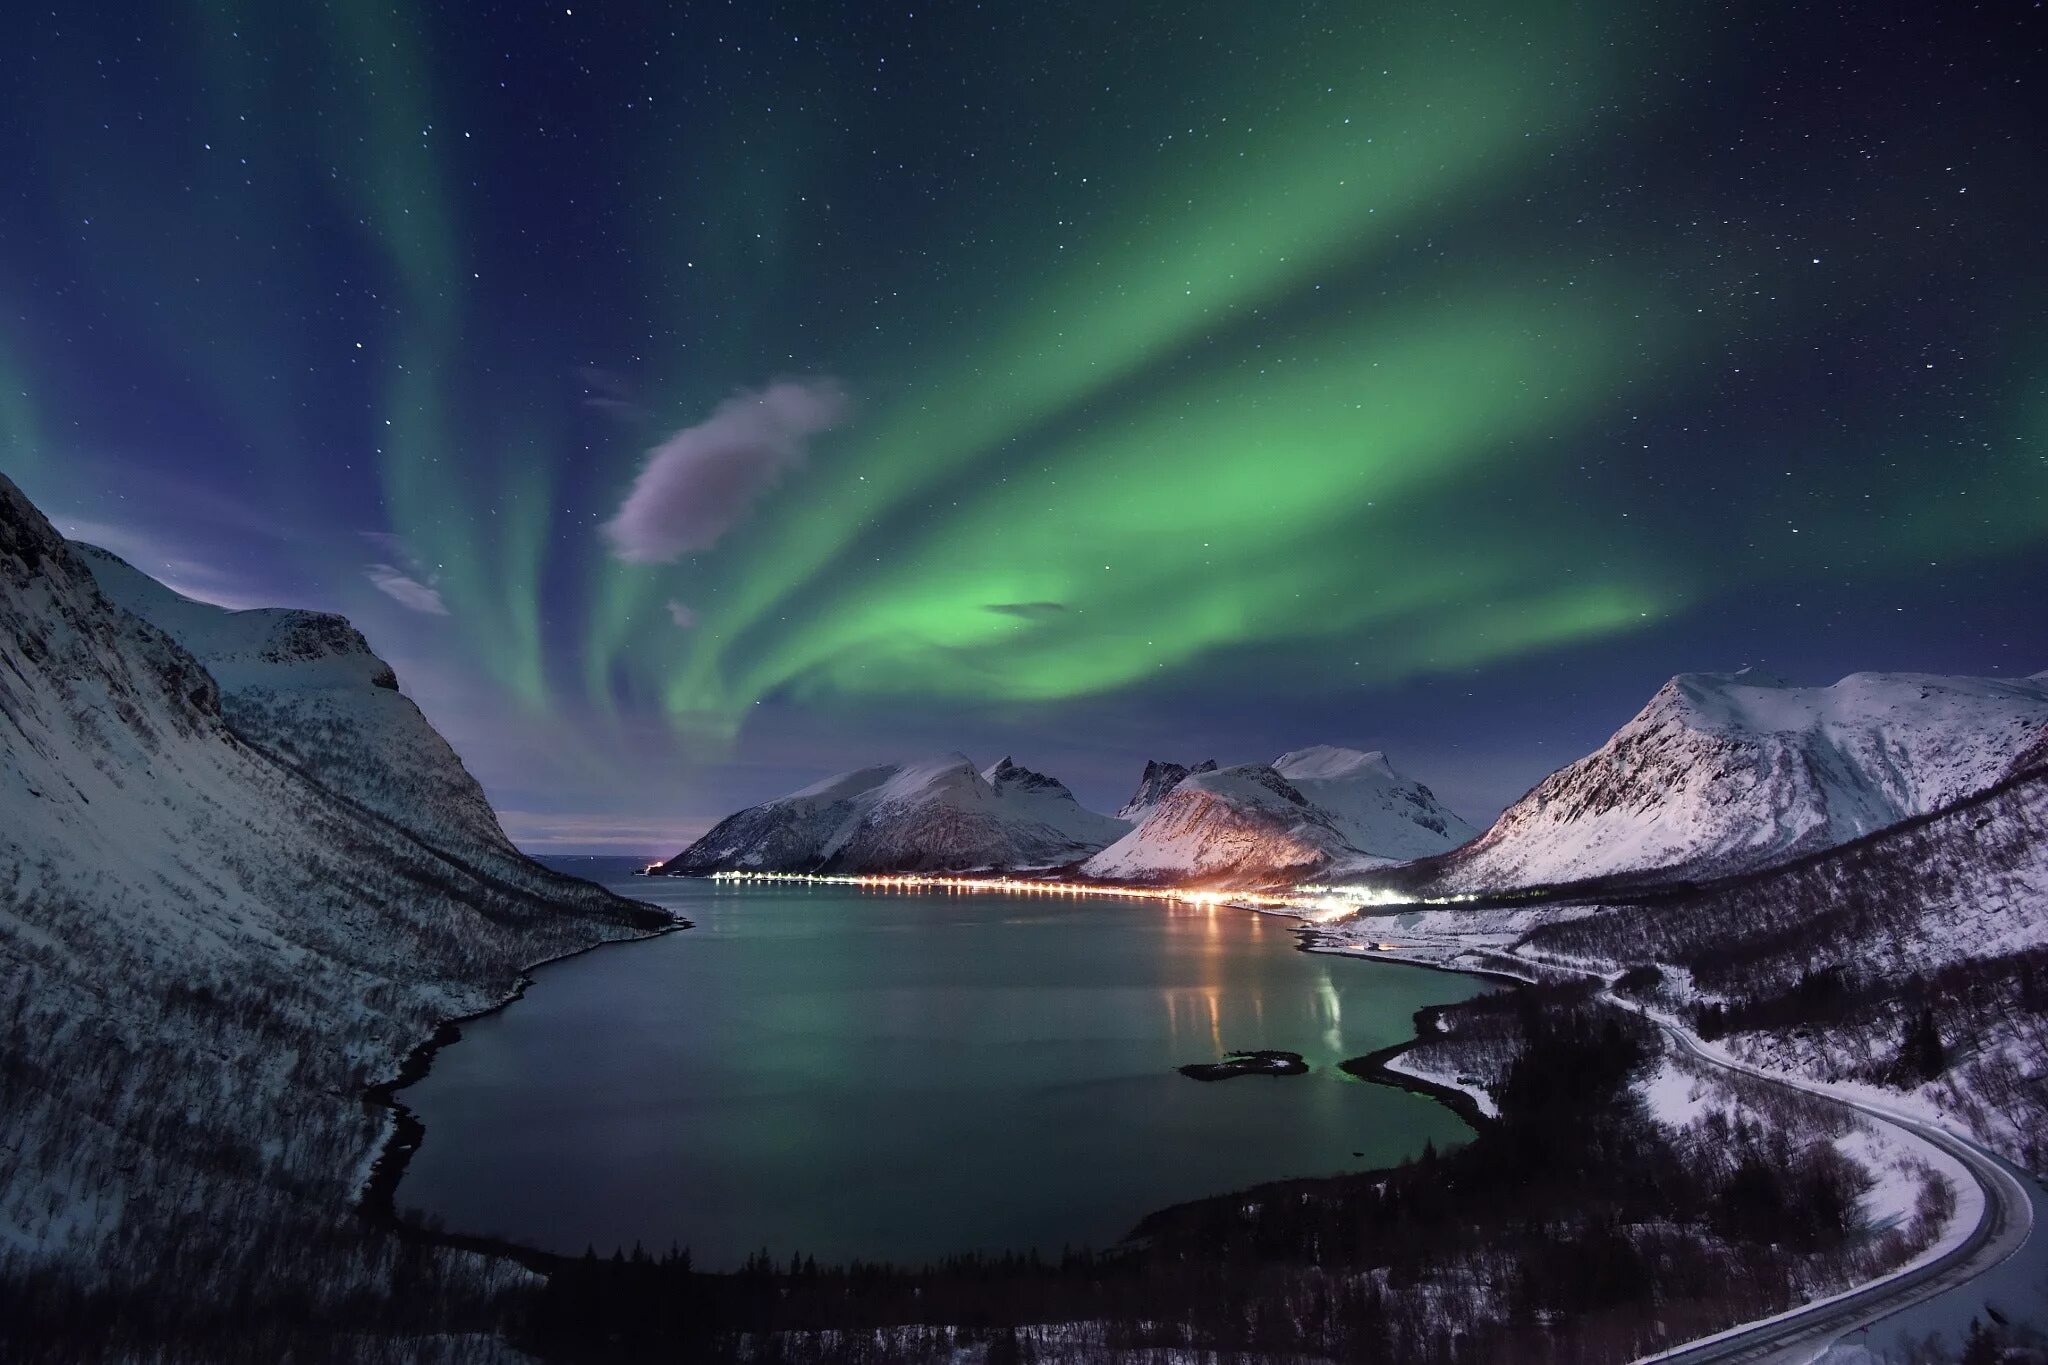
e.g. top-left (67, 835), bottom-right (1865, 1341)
top-left (1161, 985), bottom-right (1226, 1053)
top-left (396, 874), bottom-right (1488, 1268)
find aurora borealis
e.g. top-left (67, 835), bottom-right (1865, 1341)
top-left (3, 3), bottom-right (2043, 848)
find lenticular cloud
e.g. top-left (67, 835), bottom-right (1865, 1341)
top-left (601, 378), bottom-right (849, 563)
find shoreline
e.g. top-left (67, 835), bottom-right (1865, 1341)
top-left (1336, 1003), bottom-right (1496, 1132)
top-left (353, 878), bottom-right (1506, 1277)
top-left (356, 915), bottom-right (687, 1271)
top-left (1280, 924), bottom-right (1520, 1133)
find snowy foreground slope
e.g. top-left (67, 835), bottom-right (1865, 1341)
top-left (1082, 748), bottom-right (1473, 887)
top-left (1515, 761), bottom-right (2048, 1170)
top-left (1402, 668), bottom-right (2048, 893)
top-left (0, 472), bottom-right (664, 1344)
top-left (660, 754), bottom-right (1128, 874)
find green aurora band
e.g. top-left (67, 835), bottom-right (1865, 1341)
top-left (3, 1), bottom-right (2042, 758)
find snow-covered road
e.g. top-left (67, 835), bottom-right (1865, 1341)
top-left (1634, 1022), bottom-right (2035, 1364)
top-left (1308, 933), bottom-right (2037, 1363)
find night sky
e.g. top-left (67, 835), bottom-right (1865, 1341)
top-left (4, 3), bottom-right (2043, 852)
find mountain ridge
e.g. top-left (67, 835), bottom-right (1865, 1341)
top-left (659, 753), bottom-right (1127, 874)
top-left (1388, 667), bottom-right (2048, 896)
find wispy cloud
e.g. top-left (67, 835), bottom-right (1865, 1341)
top-left (602, 378), bottom-right (849, 563)
top-left (986, 601), bottom-right (1068, 620)
top-left (359, 532), bottom-right (449, 615)
top-left (666, 599), bottom-right (698, 628)
top-left (579, 366), bottom-right (649, 426)
top-left (366, 563), bottom-right (449, 615)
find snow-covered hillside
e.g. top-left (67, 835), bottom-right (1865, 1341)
top-left (0, 472), bottom-right (664, 1341)
top-left (1272, 745), bottom-right (1476, 860)
top-left (1521, 762), bottom-right (2048, 1171)
top-left (660, 754), bottom-right (1127, 874)
top-left (75, 543), bottom-right (530, 878)
top-left (1083, 748), bottom-right (1472, 887)
top-left (1422, 668), bottom-right (2048, 893)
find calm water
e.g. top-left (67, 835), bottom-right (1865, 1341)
top-left (394, 861), bottom-right (1490, 1269)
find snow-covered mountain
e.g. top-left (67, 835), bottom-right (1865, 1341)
top-left (1423, 668), bottom-right (2048, 893)
top-left (75, 543), bottom-right (526, 876)
top-left (1272, 745), bottom-right (1477, 860)
top-left (1115, 758), bottom-right (1217, 821)
top-left (660, 754), bottom-right (1128, 874)
top-left (1083, 748), bottom-right (1473, 887)
top-left (0, 472), bottom-right (662, 1315)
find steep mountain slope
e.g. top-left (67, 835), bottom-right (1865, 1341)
top-left (1272, 745), bottom-right (1477, 860)
top-left (1418, 668), bottom-right (2048, 893)
top-left (660, 754), bottom-right (1126, 874)
top-left (1084, 748), bottom-right (1474, 887)
top-left (1522, 763), bottom-right (2048, 1169)
top-left (0, 472), bottom-right (665, 1350)
top-left (75, 543), bottom-right (548, 886)
top-left (1115, 758), bottom-right (1217, 820)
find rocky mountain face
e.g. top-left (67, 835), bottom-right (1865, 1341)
top-left (660, 754), bottom-right (1128, 874)
top-left (1082, 748), bottom-right (1474, 888)
top-left (1115, 758), bottom-right (1217, 820)
top-left (0, 472), bottom-right (664, 1335)
top-left (1413, 668), bottom-right (2048, 894)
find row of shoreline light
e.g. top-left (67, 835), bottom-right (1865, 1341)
top-left (646, 867), bottom-right (1478, 924)
top-left (696, 867), bottom-right (1287, 909)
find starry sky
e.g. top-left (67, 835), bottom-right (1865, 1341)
top-left (4, 2), bottom-right (2044, 853)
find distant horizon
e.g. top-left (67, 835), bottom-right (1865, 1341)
top-left (507, 655), bottom-right (2048, 859)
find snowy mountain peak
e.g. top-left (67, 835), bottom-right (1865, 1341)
top-left (1649, 669), bottom-right (2048, 742)
top-left (1419, 666), bottom-right (2048, 893)
top-left (873, 753), bottom-right (985, 804)
top-left (1085, 750), bottom-right (1474, 888)
top-left (1272, 744), bottom-right (1395, 781)
top-left (73, 545), bottom-right (397, 692)
top-left (1270, 747), bottom-right (1476, 858)
top-left (662, 753), bottom-right (1124, 875)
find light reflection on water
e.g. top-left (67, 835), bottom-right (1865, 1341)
top-left (396, 866), bottom-right (1490, 1269)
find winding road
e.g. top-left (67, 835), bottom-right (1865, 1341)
top-left (1324, 937), bottom-right (2039, 1363)
top-left (1637, 1019), bottom-right (2036, 1364)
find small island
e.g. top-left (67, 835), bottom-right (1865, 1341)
top-left (1178, 1050), bottom-right (1310, 1081)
